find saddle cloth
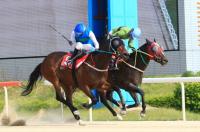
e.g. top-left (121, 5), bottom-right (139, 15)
top-left (61, 52), bottom-right (89, 69)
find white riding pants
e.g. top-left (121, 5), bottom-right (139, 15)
top-left (75, 42), bottom-right (94, 51)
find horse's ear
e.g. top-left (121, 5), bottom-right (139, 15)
top-left (146, 39), bottom-right (151, 44)
top-left (154, 38), bottom-right (156, 43)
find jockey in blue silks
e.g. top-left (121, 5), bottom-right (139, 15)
top-left (68, 23), bottom-right (99, 63)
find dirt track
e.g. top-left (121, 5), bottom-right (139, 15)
top-left (0, 121), bottom-right (200, 132)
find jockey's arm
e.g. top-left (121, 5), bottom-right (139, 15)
top-left (128, 38), bottom-right (134, 48)
top-left (89, 31), bottom-right (99, 50)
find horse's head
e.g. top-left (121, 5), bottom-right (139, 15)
top-left (110, 37), bottom-right (129, 60)
top-left (144, 39), bottom-right (168, 65)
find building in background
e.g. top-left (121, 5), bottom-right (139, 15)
top-left (0, 0), bottom-right (199, 80)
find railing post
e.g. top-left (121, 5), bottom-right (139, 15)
top-left (3, 86), bottom-right (9, 117)
top-left (180, 82), bottom-right (186, 121)
top-left (88, 98), bottom-right (93, 122)
top-left (61, 89), bottom-right (66, 121)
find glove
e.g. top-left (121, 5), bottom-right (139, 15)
top-left (90, 47), bottom-right (96, 52)
top-left (69, 40), bottom-right (73, 46)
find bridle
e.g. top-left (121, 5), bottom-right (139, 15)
top-left (121, 41), bottom-right (164, 73)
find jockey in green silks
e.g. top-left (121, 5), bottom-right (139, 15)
top-left (108, 26), bottom-right (141, 70)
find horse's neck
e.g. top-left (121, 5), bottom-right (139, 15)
top-left (88, 53), bottom-right (112, 69)
top-left (129, 50), bottom-right (150, 71)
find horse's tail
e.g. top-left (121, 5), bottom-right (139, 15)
top-left (21, 63), bottom-right (42, 96)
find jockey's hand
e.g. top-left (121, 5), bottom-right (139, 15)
top-left (90, 47), bottom-right (96, 52)
top-left (69, 40), bottom-right (73, 46)
top-left (95, 47), bottom-right (99, 50)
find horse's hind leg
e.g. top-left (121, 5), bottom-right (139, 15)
top-left (52, 81), bottom-right (80, 120)
top-left (62, 86), bottom-right (81, 121)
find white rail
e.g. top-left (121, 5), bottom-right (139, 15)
top-left (143, 77), bottom-right (200, 83)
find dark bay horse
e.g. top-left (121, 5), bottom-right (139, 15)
top-left (104, 39), bottom-right (168, 116)
top-left (21, 37), bottom-right (129, 121)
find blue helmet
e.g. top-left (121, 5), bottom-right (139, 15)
top-left (74, 23), bottom-right (86, 37)
top-left (130, 27), bottom-right (141, 39)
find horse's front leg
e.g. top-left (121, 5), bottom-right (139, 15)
top-left (126, 83), bottom-right (146, 117)
top-left (106, 90), bottom-right (121, 107)
top-left (99, 90), bottom-right (123, 120)
top-left (113, 86), bottom-right (126, 114)
top-left (126, 91), bottom-right (140, 108)
top-left (80, 86), bottom-right (98, 109)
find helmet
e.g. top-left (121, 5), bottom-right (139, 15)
top-left (130, 27), bottom-right (141, 39)
top-left (74, 23), bottom-right (86, 37)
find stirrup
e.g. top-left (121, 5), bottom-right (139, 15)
top-left (67, 59), bottom-right (73, 66)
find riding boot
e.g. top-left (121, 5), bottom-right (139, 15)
top-left (67, 49), bottom-right (81, 65)
top-left (109, 57), bottom-right (119, 70)
top-left (60, 49), bottom-right (81, 70)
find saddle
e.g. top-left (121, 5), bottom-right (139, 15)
top-left (61, 52), bottom-right (89, 69)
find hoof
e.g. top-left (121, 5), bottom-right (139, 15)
top-left (73, 110), bottom-right (80, 120)
top-left (120, 110), bottom-right (127, 115)
top-left (116, 114), bottom-right (123, 121)
top-left (77, 120), bottom-right (86, 126)
top-left (140, 112), bottom-right (146, 117)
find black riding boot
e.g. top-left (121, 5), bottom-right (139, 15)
top-left (60, 49), bottom-right (81, 70)
top-left (70, 49), bottom-right (78, 60)
top-left (109, 57), bottom-right (119, 70)
top-left (68, 49), bottom-right (82, 64)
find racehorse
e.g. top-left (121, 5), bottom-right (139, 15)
top-left (104, 39), bottom-right (168, 116)
top-left (21, 37), bottom-right (129, 122)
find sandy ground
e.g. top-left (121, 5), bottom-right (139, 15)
top-left (0, 121), bottom-right (200, 132)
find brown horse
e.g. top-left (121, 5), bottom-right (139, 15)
top-left (100, 39), bottom-right (168, 116)
top-left (21, 37), bottom-right (129, 121)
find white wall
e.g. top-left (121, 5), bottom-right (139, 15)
top-left (184, 0), bottom-right (200, 72)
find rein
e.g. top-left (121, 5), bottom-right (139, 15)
top-left (83, 62), bottom-right (108, 72)
top-left (121, 48), bottom-right (153, 73)
top-left (83, 49), bottom-right (113, 72)
top-left (121, 59), bottom-right (144, 73)
top-left (83, 37), bottom-right (124, 72)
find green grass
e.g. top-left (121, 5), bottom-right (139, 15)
top-left (141, 83), bottom-right (179, 101)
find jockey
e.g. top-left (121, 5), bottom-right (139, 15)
top-left (108, 26), bottom-right (141, 70)
top-left (68, 23), bottom-right (99, 63)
